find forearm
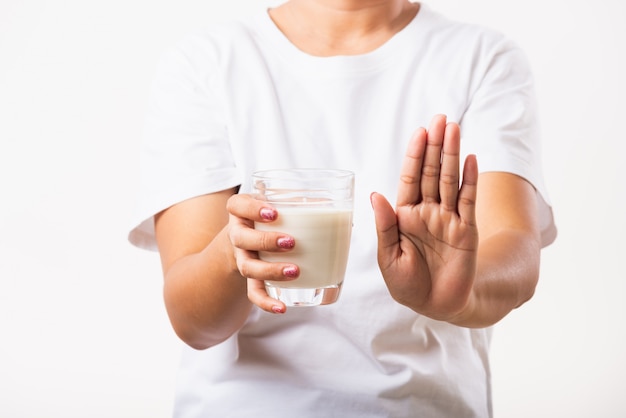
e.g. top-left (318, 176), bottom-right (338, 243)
top-left (163, 228), bottom-right (252, 349)
top-left (450, 229), bottom-right (541, 328)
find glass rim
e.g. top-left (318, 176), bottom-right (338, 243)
top-left (252, 168), bottom-right (354, 180)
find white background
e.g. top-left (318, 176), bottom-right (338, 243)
top-left (1, 1), bottom-right (624, 417)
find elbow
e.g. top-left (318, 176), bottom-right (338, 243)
top-left (515, 274), bottom-right (538, 309)
top-left (162, 275), bottom-right (239, 350)
top-left (515, 241), bottom-right (541, 309)
top-left (169, 318), bottom-right (231, 350)
top-left (180, 334), bottom-right (222, 351)
top-left (175, 330), bottom-right (210, 351)
top-left (163, 293), bottom-right (230, 350)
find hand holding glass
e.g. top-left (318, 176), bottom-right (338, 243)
top-left (253, 169), bottom-right (354, 306)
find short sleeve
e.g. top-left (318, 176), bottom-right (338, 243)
top-left (128, 35), bottom-right (242, 251)
top-left (460, 36), bottom-right (557, 247)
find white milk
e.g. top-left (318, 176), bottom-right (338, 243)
top-left (255, 207), bottom-right (353, 289)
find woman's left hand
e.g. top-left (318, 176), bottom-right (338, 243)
top-left (370, 114), bottom-right (479, 322)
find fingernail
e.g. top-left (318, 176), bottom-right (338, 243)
top-left (283, 266), bottom-right (298, 278)
top-left (260, 208), bottom-right (276, 221)
top-left (277, 237), bottom-right (295, 249)
top-left (272, 305), bottom-right (285, 314)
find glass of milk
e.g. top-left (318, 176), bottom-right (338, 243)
top-left (253, 169), bottom-right (354, 306)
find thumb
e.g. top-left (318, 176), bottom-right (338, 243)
top-left (370, 192), bottom-right (400, 269)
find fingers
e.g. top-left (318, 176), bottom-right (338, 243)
top-left (420, 115), bottom-right (447, 204)
top-left (398, 115), bottom-right (464, 213)
top-left (247, 278), bottom-right (287, 314)
top-left (370, 192), bottom-right (400, 271)
top-left (229, 215), bottom-right (295, 253)
top-left (439, 122), bottom-right (461, 211)
top-left (234, 248), bottom-right (299, 281)
top-left (458, 154), bottom-right (478, 224)
top-left (396, 128), bottom-right (427, 206)
top-left (226, 193), bottom-right (299, 282)
top-left (227, 194), bottom-right (300, 314)
top-left (226, 193), bottom-right (278, 224)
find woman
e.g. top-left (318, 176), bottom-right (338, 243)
top-left (129, 1), bottom-right (556, 416)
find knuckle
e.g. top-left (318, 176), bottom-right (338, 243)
top-left (440, 202), bottom-right (456, 211)
top-left (400, 174), bottom-right (419, 185)
top-left (421, 164), bottom-right (440, 178)
top-left (237, 257), bottom-right (255, 279)
top-left (228, 226), bottom-right (244, 247)
top-left (260, 232), bottom-right (278, 250)
top-left (458, 196), bottom-right (476, 207)
top-left (225, 194), bottom-right (240, 213)
top-left (439, 173), bottom-right (458, 186)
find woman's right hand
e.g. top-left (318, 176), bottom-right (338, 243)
top-left (155, 190), bottom-right (298, 348)
top-left (226, 193), bottom-right (299, 313)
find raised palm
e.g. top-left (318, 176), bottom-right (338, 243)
top-left (371, 115), bottom-right (479, 321)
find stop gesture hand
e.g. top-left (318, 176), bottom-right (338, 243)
top-left (370, 115), bottom-right (479, 322)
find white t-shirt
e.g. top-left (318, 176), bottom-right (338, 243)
top-left (129, 4), bottom-right (556, 417)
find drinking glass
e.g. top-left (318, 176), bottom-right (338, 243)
top-left (253, 169), bottom-right (354, 306)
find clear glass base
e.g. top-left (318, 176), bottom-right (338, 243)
top-left (265, 282), bottom-right (343, 306)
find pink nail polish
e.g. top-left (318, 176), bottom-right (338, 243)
top-left (260, 208), bottom-right (276, 221)
top-left (283, 266), bottom-right (298, 278)
top-left (277, 237), bottom-right (295, 249)
top-left (272, 305), bottom-right (285, 314)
